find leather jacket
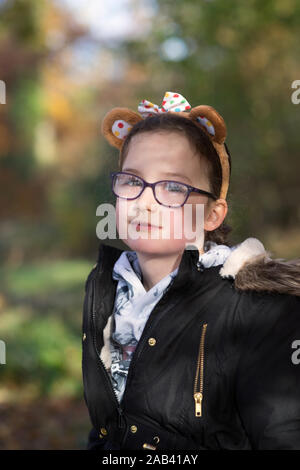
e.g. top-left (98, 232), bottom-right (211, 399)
top-left (82, 241), bottom-right (300, 450)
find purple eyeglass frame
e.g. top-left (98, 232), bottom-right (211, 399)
top-left (110, 171), bottom-right (218, 208)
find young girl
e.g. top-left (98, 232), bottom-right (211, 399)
top-left (82, 91), bottom-right (300, 450)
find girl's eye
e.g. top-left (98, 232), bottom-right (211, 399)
top-left (121, 176), bottom-right (142, 186)
top-left (164, 182), bottom-right (186, 193)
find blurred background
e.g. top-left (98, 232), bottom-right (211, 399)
top-left (0, 0), bottom-right (299, 449)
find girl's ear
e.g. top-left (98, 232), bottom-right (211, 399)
top-left (189, 105), bottom-right (227, 144)
top-left (101, 107), bottom-right (143, 150)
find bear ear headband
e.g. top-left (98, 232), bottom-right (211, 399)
top-left (101, 91), bottom-right (230, 200)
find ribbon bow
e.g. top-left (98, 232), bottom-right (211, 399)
top-left (138, 91), bottom-right (191, 117)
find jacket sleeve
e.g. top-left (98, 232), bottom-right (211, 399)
top-left (86, 427), bottom-right (122, 450)
top-left (83, 263), bottom-right (122, 452)
top-left (83, 266), bottom-right (109, 451)
top-left (235, 293), bottom-right (300, 449)
top-left (86, 427), bottom-right (108, 450)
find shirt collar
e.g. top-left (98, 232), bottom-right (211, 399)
top-left (112, 250), bottom-right (179, 296)
top-left (97, 240), bottom-right (235, 302)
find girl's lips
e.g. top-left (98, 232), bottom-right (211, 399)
top-left (133, 222), bottom-right (162, 230)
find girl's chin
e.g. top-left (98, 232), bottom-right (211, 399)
top-left (123, 237), bottom-right (187, 253)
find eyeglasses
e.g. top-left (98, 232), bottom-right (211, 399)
top-left (110, 171), bottom-right (217, 208)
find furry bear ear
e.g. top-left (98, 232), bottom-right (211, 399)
top-left (101, 107), bottom-right (143, 150)
top-left (189, 105), bottom-right (230, 200)
top-left (189, 105), bottom-right (227, 145)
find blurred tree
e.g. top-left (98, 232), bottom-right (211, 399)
top-left (0, 0), bottom-right (100, 261)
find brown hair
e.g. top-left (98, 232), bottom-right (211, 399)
top-left (119, 113), bottom-right (233, 246)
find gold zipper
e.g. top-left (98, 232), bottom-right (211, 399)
top-left (193, 323), bottom-right (207, 417)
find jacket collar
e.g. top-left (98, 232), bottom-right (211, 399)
top-left (96, 237), bottom-right (300, 297)
top-left (97, 241), bottom-right (205, 292)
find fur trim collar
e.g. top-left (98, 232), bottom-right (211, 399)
top-left (219, 237), bottom-right (300, 296)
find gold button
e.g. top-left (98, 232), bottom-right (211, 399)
top-left (130, 425), bottom-right (137, 433)
top-left (82, 333), bottom-right (86, 341)
top-left (148, 337), bottom-right (156, 346)
top-left (100, 427), bottom-right (107, 436)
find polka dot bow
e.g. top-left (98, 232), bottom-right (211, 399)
top-left (138, 91), bottom-right (191, 117)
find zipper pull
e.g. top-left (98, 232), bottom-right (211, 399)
top-left (143, 443), bottom-right (157, 450)
top-left (118, 407), bottom-right (125, 428)
top-left (194, 392), bottom-right (203, 417)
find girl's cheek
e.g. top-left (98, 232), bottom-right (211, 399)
top-left (116, 199), bottom-right (139, 244)
top-left (171, 203), bottom-right (205, 246)
top-left (115, 200), bottom-right (120, 233)
top-left (115, 199), bottom-right (129, 234)
top-left (161, 209), bottom-right (187, 244)
top-left (189, 202), bottom-right (206, 246)
top-left (115, 200), bottom-right (120, 232)
top-left (165, 209), bottom-right (182, 238)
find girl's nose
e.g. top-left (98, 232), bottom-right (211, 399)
top-left (136, 186), bottom-right (158, 211)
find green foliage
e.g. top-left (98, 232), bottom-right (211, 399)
top-left (4, 77), bottom-right (45, 179)
top-left (0, 0), bottom-right (46, 47)
top-left (0, 311), bottom-right (82, 397)
top-left (1, 259), bottom-right (91, 296)
top-left (11, 77), bottom-right (45, 144)
top-left (48, 172), bottom-right (113, 257)
top-left (0, 259), bottom-right (93, 399)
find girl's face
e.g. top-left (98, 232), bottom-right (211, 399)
top-left (115, 131), bottom-right (213, 256)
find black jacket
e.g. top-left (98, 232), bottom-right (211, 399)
top-left (82, 240), bottom-right (300, 450)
